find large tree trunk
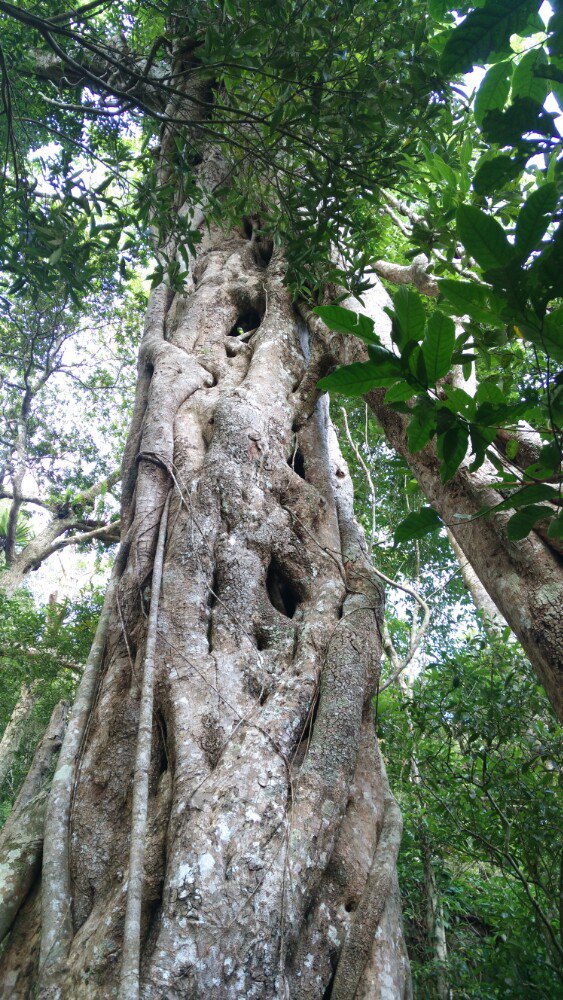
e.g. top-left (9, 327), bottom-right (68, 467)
top-left (0, 220), bottom-right (410, 997)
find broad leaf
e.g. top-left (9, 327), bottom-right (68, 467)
top-left (473, 154), bottom-right (523, 195)
top-left (384, 381), bottom-right (417, 404)
top-left (474, 62), bottom-right (512, 128)
top-left (515, 183), bottom-right (557, 262)
top-left (476, 380), bottom-right (505, 405)
top-left (443, 385), bottom-right (476, 420)
top-left (437, 423), bottom-right (470, 482)
top-left (469, 424), bottom-right (497, 471)
top-left (314, 305), bottom-right (378, 345)
top-left (367, 344), bottom-right (405, 377)
top-left (512, 48), bottom-right (549, 105)
top-left (524, 310), bottom-right (563, 363)
top-left (407, 397), bottom-right (437, 452)
top-left (494, 484), bottom-right (559, 513)
top-left (392, 286), bottom-right (426, 346)
top-left (394, 506), bottom-right (442, 544)
top-left (482, 97), bottom-right (559, 144)
top-left (441, 0), bottom-right (538, 75)
top-left (506, 504), bottom-right (555, 540)
top-left (421, 312), bottom-right (455, 383)
top-left (548, 510), bottom-right (563, 541)
top-left (439, 279), bottom-right (506, 328)
top-left (456, 205), bottom-right (513, 271)
top-left (317, 362), bottom-right (388, 396)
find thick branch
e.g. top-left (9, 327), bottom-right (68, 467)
top-left (0, 681), bottom-right (39, 791)
top-left (371, 255), bottom-right (439, 297)
top-left (332, 748), bottom-right (403, 999)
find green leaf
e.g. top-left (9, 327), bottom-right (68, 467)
top-left (473, 154), bottom-right (523, 195)
top-left (482, 97), bottom-right (559, 144)
top-left (367, 344), bottom-right (405, 378)
top-left (469, 424), bottom-right (497, 471)
top-left (393, 506), bottom-right (442, 544)
top-left (547, 510), bottom-right (563, 541)
top-left (456, 205), bottom-right (513, 271)
top-left (515, 183), bottom-right (557, 261)
top-left (476, 380), bottom-right (505, 405)
top-left (407, 396), bottom-right (437, 452)
top-left (526, 310), bottom-right (563, 363)
top-left (529, 222), bottom-right (563, 302)
top-left (405, 343), bottom-right (429, 386)
top-left (437, 423), bottom-right (469, 482)
top-left (439, 279), bottom-right (506, 328)
top-left (506, 504), bottom-right (554, 540)
top-left (392, 286), bottom-right (426, 346)
top-left (494, 483), bottom-right (559, 512)
top-left (384, 381), bottom-right (417, 403)
top-left (428, 0), bottom-right (452, 21)
top-left (505, 438), bottom-right (519, 460)
top-left (441, 0), bottom-right (538, 75)
top-left (48, 247), bottom-right (63, 265)
top-left (421, 312), bottom-right (455, 383)
top-left (314, 305), bottom-right (378, 345)
top-left (474, 61), bottom-right (512, 128)
top-left (443, 385), bottom-right (476, 420)
top-left (317, 362), bottom-right (386, 396)
top-left (512, 48), bottom-right (549, 105)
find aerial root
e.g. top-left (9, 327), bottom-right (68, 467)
top-left (331, 748), bottom-right (403, 1000)
top-left (119, 491), bottom-right (171, 1000)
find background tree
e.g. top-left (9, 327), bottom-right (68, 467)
top-left (0, 280), bottom-right (142, 594)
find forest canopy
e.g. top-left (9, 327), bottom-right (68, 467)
top-left (0, 1), bottom-right (561, 998)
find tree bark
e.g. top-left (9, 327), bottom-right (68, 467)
top-left (0, 681), bottom-right (39, 792)
top-left (0, 218), bottom-right (411, 997)
top-left (419, 828), bottom-right (449, 1000)
top-left (445, 528), bottom-right (506, 629)
top-left (308, 280), bottom-right (563, 720)
top-left (0, 699), bottom-right (69, 944)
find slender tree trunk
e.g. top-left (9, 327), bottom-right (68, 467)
top-left (0, 213), bottom-right (411, 996)
top-left (419, 828), bottom-right (449, 1000)
top-left (0, 681), bottom-right (39, 792)
top-left (446, 529), bottom-right (505, 629)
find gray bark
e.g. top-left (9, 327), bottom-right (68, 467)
top-left (0, 220), bottom-right (410, 998)
top-left (0, 681), bottom-right (39, 792)
top-left (0, 700), bottom-right (69, 944)
top-left (420, 829), bottom-right (449, 1000)
top-left (446, 529), bottom-right (506, 629)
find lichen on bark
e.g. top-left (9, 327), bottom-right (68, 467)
top-left (0, 209), bottom-right (410, 998)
